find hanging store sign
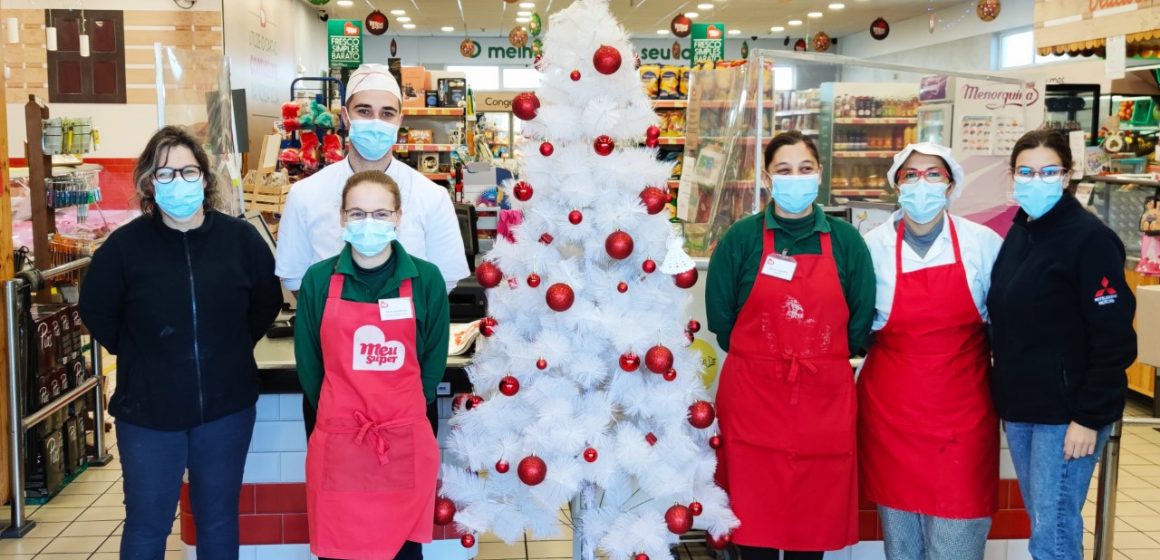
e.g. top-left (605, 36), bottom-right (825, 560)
top-left (328, 19), bottom-right (363, 69)
top-left (690, 23), bottom-right (726, 65)
top-left (1034, 0), bottom-right (1160, 55)
top-left (474, 91), bottom-right (519, 112)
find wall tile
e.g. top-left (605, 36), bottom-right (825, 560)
top-left (983, 540), bottom-right (1008, 560)
top-left (256, 484), bottom-right (307, 514)
top-left (256, 395), bottom-right (280, 422)
top-left (279, 395), bottom-right (304, 421)
top-left (283, 514), bottom-right (309, 544)
top-left (255, 544), bottom-right (311, 560)
top-left (423, 539), bottom-right (475, 560)
top-left (239, 515), bottom-right (282, 545)
top-left (252, 422), bottom-right (307, 453)
top-left (849, 541), bottom-right (884, 560)
top-left (243, 453), bottom-right (281, 484)
top-left (1005, 540), bottom-right (1032, 560)
top-left (280, 452), bottom-right (307, 484)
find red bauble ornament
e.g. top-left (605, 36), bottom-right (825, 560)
top-left (480, 317), bottom-right (497, 337)
top-left (709, 434), bottom-right (722, 449)
top-left (495, 459), bottom-right (510, 473)
top-left (665, 504), bottom-right (694, 535)
top-left (546, 283), bottom-right (575, 312)
top-left (645, 432), bottom-right (658, 446)
top-left (468, 395), bottom-right (484, 409)
top-left (707, 533), bottom-right (731, 550)
top-left (593, 45), bottom-right (622, 75)
top-left (640, 187), bottom-right (668, 215)
top-left (452, 394), bottom-right (468, 410)
top-left (569, 210), bottom-right (583, 224)
top-left (689, 501), bottom-right (703, 516)
top-left (634, 555), bottom-right (650, 560)
top-left (642, 259), bottom-right (657, 273)
top-left (583, 447), bottom-right (598, 463)
top-left (674, 268), bottom-right (698, 289)
top-left (645, 345), bottom-right (674, 374)
top-left (605, 231), bottom-right (634, 260)
top-left (687, 319), bottom-right (701, 333)
top-left (512, 92), bottom-right (540, 121)
top-left (594, 135), bottom-right (615, 156)
top-left (527, 273), bottom-right (541, 288)
top-left (461, 534), bottom-right (476, 548)
top-left (688, 401), bottom-right (716, 429)
top-left (513, 181), bottom-right (534, 201)
top-left (475, 261), bottom-right (503, 288)
top-left (570, 69), bottom-right (581, 81)
top-left (539, 233), bottom-right (554, 245)
top-left (434, 496), bottom-right (456, 526)
top-left (499, 375), bottom-right (520, 397)
top-left (646, 125), bottom-right (661, 139)
top-left (646, 137), bottom-right (660, 148)
top-left (517, 455), bottom-right (548, 486)
top-left (540, 142), bottom-right (555, 156)
top-left (536, 357), bottom-right (548, 370)
top-left (619, 352), bottom-right (640, 372)
top-left (617, 281), bottom-right (629, 293)
top-left (663, 369), bottom-right (677, 382)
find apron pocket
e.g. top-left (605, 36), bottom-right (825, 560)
top-left (323, 423), bottom-right (417, 493)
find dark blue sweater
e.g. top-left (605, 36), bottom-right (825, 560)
top-left (79, 211), bottom-right (283, 431)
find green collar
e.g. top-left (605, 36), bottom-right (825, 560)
top-left (335, 240), bottom-right (419, 289)
top-left (763, 203), bottom-right (831, 233)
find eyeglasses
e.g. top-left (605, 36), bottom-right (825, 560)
top-left (153, 166), bottom-right (203, 184)
top-left (1013, 165), bottom-right (1065, 184)
top-left (897, 167), bottom-right (951, 185)
top-left (343, 208), bottom-right (399, 221)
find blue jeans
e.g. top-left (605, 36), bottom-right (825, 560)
top-left (879, 506), bottom-right (991, 560)
top-left (1005, 421), bottom-right (1112, 560)
top-left (117, 406), bottom-right (256, 560)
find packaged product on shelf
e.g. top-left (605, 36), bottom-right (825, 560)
top-left (679, 67), bottom-right (691, 98)
top-left (657, 110), bottom-right (686, 137)
top-left (640, 65), bottom-right (660, 99)
top-left (400, 66), bottom-right (427, 108)
top-left (25, 411), bottom-right (67, 498)
top-left (658, 66), bottom-right (681, 99)
top-left (438, 78), bottom-right (468, 108)
top-left (409, 129), bottom-right (435, 144)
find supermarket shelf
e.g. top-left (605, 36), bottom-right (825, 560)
top-left (833, 117), bottom-right (917, 125)
top-left (699, 100), bottom-right (776, 109)
top-left (656, 137), bottom-right (685, 145)
top-left (653, 99), bottom-right (689, 109)
top-left (775, 109), bottom-right (822, 117)
top-left (403, 107), bottom-right (465, 117)
top-left (832, 151), bottom-right (896, 158)
top-left (394, 144), bottom-right (458, 152)
top-left (1121, 124), bottom-right (1159, 131)
top-left (423, 173), bottom-right (453, 181)
top-left (832, 189), bottom-right (886, 197)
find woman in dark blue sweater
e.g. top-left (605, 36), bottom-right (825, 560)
top-left (988, 129), bottom-right (1137, 560)
top-left (79, 126), bottom-right (283, 560)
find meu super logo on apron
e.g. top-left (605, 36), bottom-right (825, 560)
top-left (351, 296), bottom-right (414, 371)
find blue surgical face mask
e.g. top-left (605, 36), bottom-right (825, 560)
top-left (898, 180), bottom-right (948, 225)
top-left (342, 218), bottom-right (398, 257)
top-left (1013, 178), bottom-right (1063, 220)
top-left (770, 174), bottom-right (820, 215)
top-left (153, 178), bottom-right (205, 220)
top-left (348, 119), bottom-right (399, 162)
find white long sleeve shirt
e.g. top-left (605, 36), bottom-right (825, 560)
top-left (274, 157), bottom-right (470, 293)
top-left (864, 212), bottom-right (1003, 331)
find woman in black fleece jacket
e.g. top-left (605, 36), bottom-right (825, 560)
top-left (988, 130), bottom-right (1136, 560)
top-left (79, 127), bottom-right (282, 560)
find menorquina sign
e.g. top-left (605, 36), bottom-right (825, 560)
top-left (962, 82), bottom-right (1041, 110)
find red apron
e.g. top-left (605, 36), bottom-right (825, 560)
top-left (858, 217), bottom-right (998, 519)
top-left (715, 227), bottom-right (858, 551)
top-left (307, 274), bottom-right (440, 560)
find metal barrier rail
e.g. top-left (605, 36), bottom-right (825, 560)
top-left (1093, 417), bottom-right (1160, 560)
top-left (3, 259), bottom-right (112, 538)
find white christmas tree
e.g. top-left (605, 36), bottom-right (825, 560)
top-left (439, 1), bottom-right (739, 559)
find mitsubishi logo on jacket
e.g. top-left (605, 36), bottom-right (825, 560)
top-left (1094, 277), bottom-right (1119, 306)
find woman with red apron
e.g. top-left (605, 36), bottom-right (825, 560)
top-left (293, 170), bottom-right (449, 560)
top-left (706, 132), bottom-right (877, 559)
top-left (859, 143), bottom-right (1003, 560)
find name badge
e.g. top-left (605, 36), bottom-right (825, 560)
top-left (761, 252), bottom-right (797, 281)
top-left (378, 297), bottom-right (414, 321)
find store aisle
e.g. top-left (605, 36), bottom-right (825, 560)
top-left (3, 400), bottom-right (1160, 559)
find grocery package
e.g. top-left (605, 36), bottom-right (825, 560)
top-left (640, 65), bottom-right (660, 99)
top-left (658, 66), bottom-right (681, 99)
top-left (679, 67), bottom-right (691, 97)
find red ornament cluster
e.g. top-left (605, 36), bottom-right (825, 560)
top-left (546, 283), bottom-right (575, 312)
top-left (518, 455), bottom-right (548, 486)
top-left (605, 230), bottom-right (634, 260)
top-left (707, 532), bottom-right (731, 550)
top-left (646, 125), bottom-right (661, 148)
top-left (645, 344), bottom-right (674, 373)
top-left (687, 319), bottom-right (701, 333)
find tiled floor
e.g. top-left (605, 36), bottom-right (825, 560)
top-left (5, 400), bottom-right (1160, 560)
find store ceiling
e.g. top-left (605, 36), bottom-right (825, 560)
top-left (309, 0), bottom-right (967, 40)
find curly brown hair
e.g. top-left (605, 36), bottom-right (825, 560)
top-left (133, 126), bottom-right (221, 215)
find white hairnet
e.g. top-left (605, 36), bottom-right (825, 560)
top-left (345, 63), bottom-right (402, 104)
top-left (887, 142), bottom-right (966, 200)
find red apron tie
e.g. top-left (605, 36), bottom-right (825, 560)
top-left (353, 411), bottom-right (394, 465)
top-left (783, 351), bottom-right (818, 406)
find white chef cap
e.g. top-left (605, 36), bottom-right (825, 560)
top-left (345, 63), bottom-right (402, 104)
top-left (887, 142), bottom-right (966, 200)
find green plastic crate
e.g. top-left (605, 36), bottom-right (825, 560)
top-left (1129, 98), bottom-right (1157, 126)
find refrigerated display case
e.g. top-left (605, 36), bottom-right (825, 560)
top-left (819, 83), bottom-right (918, 201)
top-left (917, 103), bottom-right (953, 145)
top-left (1044, 83), bottom-right (1100, 146)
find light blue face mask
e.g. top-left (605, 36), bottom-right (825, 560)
top-left (348, 119), bottom-right (399, 162)
top-left (898, 180), bottom-right (948, 225)
top-left (1013, 178), bottom-right (1064, 220)
top-left (770, 174), bottom-right (820, 214)
top-left (153, 178), bottom-right (205, 220)
top-left (342, 218), bottom-right (398, 257)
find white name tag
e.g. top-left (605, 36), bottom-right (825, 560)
top-left (378, 297), bottom-right (414, 321)
top-left (761, 253), bottom-right (797, 281)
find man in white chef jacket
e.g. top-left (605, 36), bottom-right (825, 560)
top-left (276, 63), bottom-right (469, 295)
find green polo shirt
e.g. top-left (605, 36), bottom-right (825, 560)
top-left (705, 203), bottom-right (875, 355)
top-left (293, 242), bottom-right (450, 407)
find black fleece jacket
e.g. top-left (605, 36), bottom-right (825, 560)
top-left (79, 211), bottom-right (283, 431)
top-left (988, 194), bottom-right (1136, 430)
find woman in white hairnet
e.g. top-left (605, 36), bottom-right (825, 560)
top-left (858, 143), bottom-right (1003, 560)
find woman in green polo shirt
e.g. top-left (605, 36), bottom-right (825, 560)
top-left (294, 170), bottom-right (448, 560)
top-left (706, 131), bottom-right (875, 559)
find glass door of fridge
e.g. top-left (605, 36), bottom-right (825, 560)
top-left (917, 104), bottom-right (952, 145)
